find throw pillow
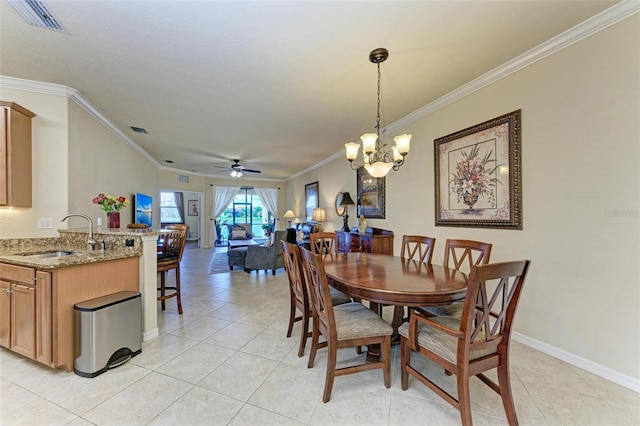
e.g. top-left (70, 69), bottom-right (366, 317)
top-left (230, 229), bottom-right (247, 240)
top-left (297, 230), bottom-right (304, 241)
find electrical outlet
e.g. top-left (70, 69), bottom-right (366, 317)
top-left (37, 218), bottom-right (53, 229)
top-left (125, 239), bottom-right (135, 247)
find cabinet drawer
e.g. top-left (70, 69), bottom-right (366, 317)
top-left (0, 263), bottom-right (34, 284)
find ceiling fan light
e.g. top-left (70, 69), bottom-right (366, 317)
top-left (364, 161), bottom-right (394, 178)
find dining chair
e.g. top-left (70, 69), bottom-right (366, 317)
top-left (281, 241), bottom-right (351, 357)
top-left (157, 225), bottom-right (188, 314)
top-left (299, 247), bottom-right (393, 403)
top-left (383, 235), bottom-right (437, 329)
top-left (415, 239), bottom-right (492, 318)
top-left (309, 232), bottom-right (338, 258)
top-left (399, 259), bottom-right (531, 426)
top-left (401, 235), bottom-right (436, 263)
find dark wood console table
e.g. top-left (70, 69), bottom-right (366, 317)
top-left (335, 227), bottom-right (394, 255)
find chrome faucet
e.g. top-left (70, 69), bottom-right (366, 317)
top-left (60, 214), bottom-right (98, 251)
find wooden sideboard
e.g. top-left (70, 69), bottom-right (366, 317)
top-left (335, 228), bottom-right (394, 255)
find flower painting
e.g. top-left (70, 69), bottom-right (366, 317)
top-left (449, 141), bottom-right (501, 210)
top-left (435, 110), bottom-right (522, 229)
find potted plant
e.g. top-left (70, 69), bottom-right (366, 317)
top-left (262, 222), bottom-right (274, 237)
top-left (214, 219), bottom-right (227, 245)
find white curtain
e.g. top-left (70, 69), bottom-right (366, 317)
top-left (209, 186), bottom-right (241, 246)
top-left (254, 188), bottom-right (278, 228)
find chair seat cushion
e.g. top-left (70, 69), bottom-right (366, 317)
top-left (334, 302), bottom-right (393, 340)
top-left (398, 316), bottom-right (496, 364)
top-left (417, 302), bottom-right (463, 319)
top-left (329, 287), bottom-right (352, 306)
top-left (157, 252), bottom-right (179, 262)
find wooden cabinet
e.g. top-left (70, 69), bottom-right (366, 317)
top-left (0, 101), bottom-right (35, 207)
top-left (336, 228), bottom-right (394, 255)
top-left (0, 257), bottom-right (138, 371)
top-left (0, 264), bottom-right (52, 365)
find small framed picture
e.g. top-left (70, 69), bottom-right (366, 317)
top-left (305, 181), bottom-right (319, 221)
top-left (357, 167), bottom-right (385, 219)
top-left (188, 200), bottom-right (199, 216)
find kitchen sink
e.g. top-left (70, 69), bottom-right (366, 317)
top-left (19, 250), bottom-right (82, 259)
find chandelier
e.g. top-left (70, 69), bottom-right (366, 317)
top-left (345, 48), bottom-right (411, 178)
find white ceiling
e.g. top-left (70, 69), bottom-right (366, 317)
top-left (0, 0), bottom-right (619, 180)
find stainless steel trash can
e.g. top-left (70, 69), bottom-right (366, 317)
top-left (74, 291), bottom-right (142, 378)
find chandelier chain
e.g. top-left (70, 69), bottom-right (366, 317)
top-left (376, 62), bottom-right (382, 140)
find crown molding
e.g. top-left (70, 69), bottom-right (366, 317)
top-left (0, 75), bottom-right (75, 97)
top-left (0, 75), bottom-right (161, 169)
top-left (68, 91), bottom-right (162, 168)
top-left (386, 1), bottom-right (640, 132)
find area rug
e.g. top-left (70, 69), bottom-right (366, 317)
top-left (209, 252), bottom-right (230, 274)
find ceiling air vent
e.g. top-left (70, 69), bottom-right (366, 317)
top-left (8, 0), bottom-right (68, 33)
top-left (178, 175), bottom-right (190, 183)
top-left (130, 126), bottom-right (148, 134)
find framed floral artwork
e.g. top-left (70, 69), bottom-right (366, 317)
top-left (357, 166), bottom-right (385, 219)
top-left (434, 109), bottom-right (522, 229)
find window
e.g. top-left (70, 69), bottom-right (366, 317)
top-left (160, 192), bottom-right (182, 223)
top-left (216, 188), bottom-right (272, 239)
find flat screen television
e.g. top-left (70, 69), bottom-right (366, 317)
top-left (134, 193), bottom-right (153, 227)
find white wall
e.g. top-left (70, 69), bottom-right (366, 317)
top-left (286, 15), bottom-right (640, 384)
top-left (67, 100), bottom-right (159, 228)
top-left (0, 88), bottom-right (69, 237)
top-left (0, 86), bottom-right (160, 236)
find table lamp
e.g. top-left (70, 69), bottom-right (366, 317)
top-left (339, 192), bottom-right (355, 232)
top-left (283, 210), bottom-right (296, 227)
top-left (312, 207), bottom-right (326, 231)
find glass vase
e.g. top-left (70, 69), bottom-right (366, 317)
top-left (107, 212), bottom-right (120, 229)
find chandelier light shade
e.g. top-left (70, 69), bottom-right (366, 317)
top-left (283, 210), bottom-right (296, 227)
top-left (345, 48), bottom-right (411, 178)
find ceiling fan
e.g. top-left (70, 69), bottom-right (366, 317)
top-left (214, 159), bottom-right (261, 178)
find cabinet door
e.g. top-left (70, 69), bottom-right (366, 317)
top-left (10, 283), bottom-right (36, 359)
top-left (0, 280), bottom-right (10, 348)
top-left (35, 271), bottom-right (52, 365)
top-left (360, 236), bottom-right (373, 253)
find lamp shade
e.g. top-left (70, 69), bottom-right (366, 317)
top-left (339, 192), bottom-right (355, 206)
top-left (312, 207), bottom-right (326, 223)
top-left (283, 210), bottom-right (296, 219)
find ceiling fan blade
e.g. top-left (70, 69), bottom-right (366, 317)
top-left (243, 169), bottom-right (261, 173)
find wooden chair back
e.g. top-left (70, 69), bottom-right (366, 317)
top-left (444, 239), bottom-right (492, 274)
top-left (400, 235), bottom-right (436, 264)
top-left (160, 226), bottom-right (188, 263)
top-left (309, 232), bottom-right (338, 258)
top-left (299, 247), bottom-right (336, 341)
top-left (282, 241), bottom-right (309, 317)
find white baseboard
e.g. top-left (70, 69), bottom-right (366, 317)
top-left (142, 328), bottom-right (159, 342)
top-left (513, 332), bottom-right (640, 393)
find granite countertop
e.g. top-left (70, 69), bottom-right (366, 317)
top-left (0, 248), bottom-right (140, 269)
top-left (0, 233), bottom-right (145, 270)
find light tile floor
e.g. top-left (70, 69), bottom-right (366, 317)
top-left (1, 246), bottom-right (639, 425)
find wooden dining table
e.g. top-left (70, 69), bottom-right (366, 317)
top-left (323, 252), bottom-right (469, 347)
